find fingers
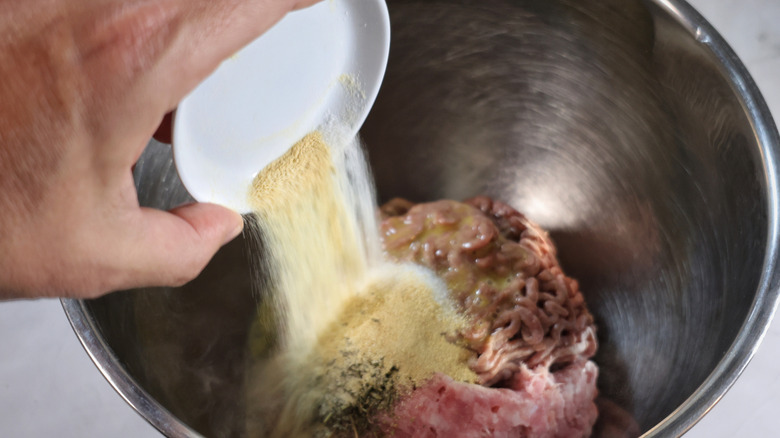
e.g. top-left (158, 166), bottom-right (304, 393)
top-left (114, 203), bottom-right (244, 290)
top-left (152, 0), bottom-right (323, 110)
top-left (81, 0), bottom-right (324, 169)
top-left (292, 0), bottom-right (323, 10)
top-left (147, 0), bottom-right (323, 146)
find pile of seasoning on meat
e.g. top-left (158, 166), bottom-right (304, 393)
top-left (373, 196), bottom-right (599, 437)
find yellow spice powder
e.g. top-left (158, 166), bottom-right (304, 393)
top-left (249, 132), bottom-right (367, 354)
top-left (245, 132), bottom-right (475, 437)
top-left (315, 266), bottom-right (477, 386)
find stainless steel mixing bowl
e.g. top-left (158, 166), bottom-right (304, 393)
top-left (63, 0), bottom-right (780, 436)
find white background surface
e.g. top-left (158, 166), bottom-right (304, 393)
top-left (1, 0), bottom-right (779, 437)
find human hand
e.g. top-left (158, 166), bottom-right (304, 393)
top-left (0, 0), bottom-right (319, 299)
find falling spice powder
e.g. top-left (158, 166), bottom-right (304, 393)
top-left (244, 133), bottom-right (475, 437)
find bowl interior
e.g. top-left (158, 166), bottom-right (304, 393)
top-left (77, 0), bottom-right (774, 436)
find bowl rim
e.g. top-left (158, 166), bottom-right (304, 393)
top-left (61, 299), bottom-right (203, 438)
top-left (642, 0), bottom-right (780, 436)
top-left (61, 0), bottom-right (780, 436)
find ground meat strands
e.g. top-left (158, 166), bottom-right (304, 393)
top-left (380, 196), bottom-right (598, 386)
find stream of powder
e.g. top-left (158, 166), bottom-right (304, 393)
top-left (248, 132), bottom-right (379, 355)
top-left (244, 132), bottom-right (476, 437)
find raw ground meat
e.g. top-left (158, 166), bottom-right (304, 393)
top-left (374, 197), bottom-right (599, 437)
top-left (379, 360), bottom-right (598, 438)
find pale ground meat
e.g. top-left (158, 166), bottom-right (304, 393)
top-left (377, 360), bottom-right (599, 438)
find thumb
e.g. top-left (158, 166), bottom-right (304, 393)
top-left (119, 203), bottom-right (244, 289)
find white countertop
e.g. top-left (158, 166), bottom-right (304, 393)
top-left (1, 1), bottom-right (779, 436)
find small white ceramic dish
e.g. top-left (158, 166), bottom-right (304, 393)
top-left (172, 0), bottom-right (390, 213)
